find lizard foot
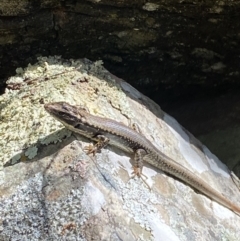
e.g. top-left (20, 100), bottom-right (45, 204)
top-left (131, 167), bottom-right (151, 189)
top-left (84, 144), bottom-right (98, 156)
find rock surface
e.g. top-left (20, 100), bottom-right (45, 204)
top-left (0, 56), bottom-right (240, 240)
top-left (0, 0), bottom-right (240, 102)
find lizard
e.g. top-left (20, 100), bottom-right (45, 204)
top-left (44, 101), bottom-right (240, 216)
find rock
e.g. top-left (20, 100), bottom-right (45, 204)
top-left (0, 56), bottom-right (240, 240)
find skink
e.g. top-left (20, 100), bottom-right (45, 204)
top-left (44, 102), bottom-right (240, 216)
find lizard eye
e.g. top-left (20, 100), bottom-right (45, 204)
top-left (58, 111), bottom-right (66, 116)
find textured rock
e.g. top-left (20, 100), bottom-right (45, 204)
top-left (0, 56), bottom-right (240, 240)
top-left (0, 0), bottom-right (240, 103)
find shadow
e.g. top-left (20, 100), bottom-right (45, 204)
top-left (4, 129), bottom-right (75, 167)
top-left (1, 135), bottom-right (89, 239)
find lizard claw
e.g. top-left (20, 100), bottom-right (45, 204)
top-left (131, 166), bottom-right (142, 177)
top-left (130, 167), bottom-right (151, 189)
top-left (84, 144), bottom-right (98, 156)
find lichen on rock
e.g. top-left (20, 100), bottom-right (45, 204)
top-left (0, 56), bottom-right (130, 167)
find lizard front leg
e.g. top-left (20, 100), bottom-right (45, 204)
top-left (84, 135), bottom-right (110, 156)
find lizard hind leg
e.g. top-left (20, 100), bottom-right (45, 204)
top-left (130, 148), bottom-right (151, 188)
top-left (132, 149), bottom-right (146, 176)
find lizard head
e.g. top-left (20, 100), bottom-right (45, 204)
top-left (44, 102), bottom-right (88, 127)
